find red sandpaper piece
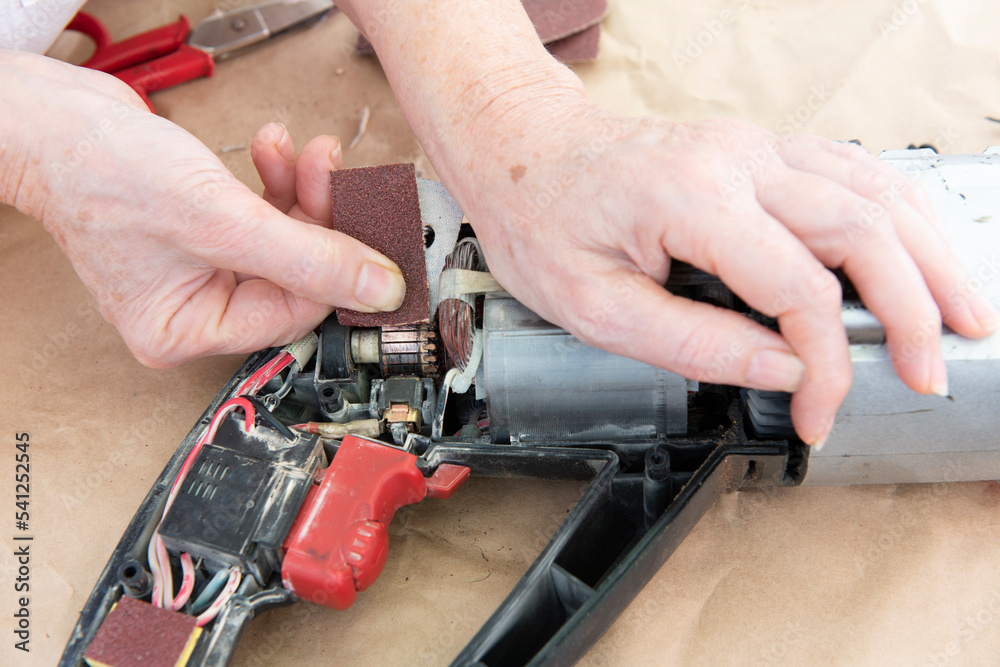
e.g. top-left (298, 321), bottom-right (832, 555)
top-left (84, 596), bottom-right (201, 667)
top-left (331, 163), bottom-right (430, 326)
top-left (523, 0), bottom-right (608, 43)
top-left (547, 24), bottom-right (601, 62)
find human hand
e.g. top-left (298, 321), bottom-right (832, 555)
top-left (448, 105), bottom-right (999, 447)
top-left (0, 51), bottom-right (405, 368)
top-left (338, 0), bottom-right (999, 446)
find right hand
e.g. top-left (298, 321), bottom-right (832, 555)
top-left (1, 50), bottom-right (405, 368)
top-left (338, 0), bottom-right (1000, 447)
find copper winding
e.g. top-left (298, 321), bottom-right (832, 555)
top-left (438, 242), bottom-right (480, 370)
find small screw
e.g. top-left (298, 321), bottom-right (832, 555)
top-left (231, 17), bottom-right (247, 31)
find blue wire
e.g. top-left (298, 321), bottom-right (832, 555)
top-left (190, 568), bottom-right (230, 613)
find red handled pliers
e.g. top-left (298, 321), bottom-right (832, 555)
top-left (65, 0), bottom-right (335, 112)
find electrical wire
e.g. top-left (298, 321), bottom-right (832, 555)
top-left (148, 345), bottom-right (306, 613)
top-left (149, 352), bottom-right (291, 609)
top-left (196, 568), bottom-right (242, 627)
top-left (190, 567), bottom-right (230, 614)
top-left (274, 361), bottom-right (299, 399)
top-left (432, 330), bottom-right (483, 441)
top-left (432, 368), bottom-right (461, 442)
top-left (155, 533), bottom-right (173, 609)
top-left (151, 397), bottom-right (255, 609)
top-left (237, 350), bottom-right (294, 396)
top-left (244, 396), bottom-right (297, 441)
top-left (148, 530), bottom-right (166, 608)
top-left (170, 553), bottom-right (195, 611)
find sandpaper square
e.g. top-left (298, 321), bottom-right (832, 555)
top-left (357, 0), bottom-right (607, 52)
top-left (523, 0), bottom-right (608, 42)
top-left (547, 24), bottom-right (601, 62)
top-left (331, 163), bottom-right (430, 326)
top-left (84, 596), bottom-right (201, 667)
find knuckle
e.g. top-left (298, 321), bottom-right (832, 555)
top-left (670, 325), bottom-right (728, 381)
top-left (122, 317), bottom-right (203, 369)
top-left (562, 279), bottom-right (637, 352)
top-left (127, 337), bottom-right (181, 369)
top-left (568, 301), bottom-right (622, 350)
top-left (798, 268), bottom-right (843, 310)
top-left (850, 164), bottom-right (891, 196)
top-left (827, 138), bottom-right (871, 162)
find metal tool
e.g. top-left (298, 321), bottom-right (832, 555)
top-left (65, 0), bottom-right (335, 111)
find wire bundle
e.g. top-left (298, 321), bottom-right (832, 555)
top-left (147, 348), bottom-right (297, 625)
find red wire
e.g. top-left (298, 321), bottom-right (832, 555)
top-left (170, 553), bottom-right (195, 611)
top-left (237, 350), bottom-right (294, 395)
top-left (167, 397), bottom-right (255, 503)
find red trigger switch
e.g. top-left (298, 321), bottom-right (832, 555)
top-left (281, 435), bottom-right (469, 610)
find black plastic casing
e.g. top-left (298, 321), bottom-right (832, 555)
top-left (158, 416), bottom-right (322, 584)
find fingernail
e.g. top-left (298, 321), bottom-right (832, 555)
top-left (930, 349), bottom-right (949, 397)
top-left (745, 349), bottom-right (807, 393)
top-left (970, 294), bottom-right (1000, 334)
top-left (355, 262), bottom-right (406, 311)
top-left (272, 122), bottom-right (296, 162)
top-left (806, 420), bottom-right (834, 452)
top-left (330, 136), bottom-right (341, 165)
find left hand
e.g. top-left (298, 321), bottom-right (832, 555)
top-left (440, 102), bottom-right (998, 447)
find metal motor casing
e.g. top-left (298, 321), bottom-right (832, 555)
top-left (480, 295), bottom-right (688, 443)
top-left (800, 148), bottom-right (1000, 485)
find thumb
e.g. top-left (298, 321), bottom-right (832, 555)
top-left (190, 195), bottom-right (406, 313)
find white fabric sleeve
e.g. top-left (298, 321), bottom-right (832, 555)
top-left (1, 0), bottom-right (88, 54)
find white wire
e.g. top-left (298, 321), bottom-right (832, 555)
top-left (450, 329), bottom-right (482, 394)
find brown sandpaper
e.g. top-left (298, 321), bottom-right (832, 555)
top-left (356, 0), bottom-right (608, 53)
top-left (522, 0), bottom-right (608, 43)
top-left (83, 596), bottom-right (201, 667)
top-left (547, 24), bottom-right (601, 63)
top-left (331, 163), bottom-right (430, 326)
